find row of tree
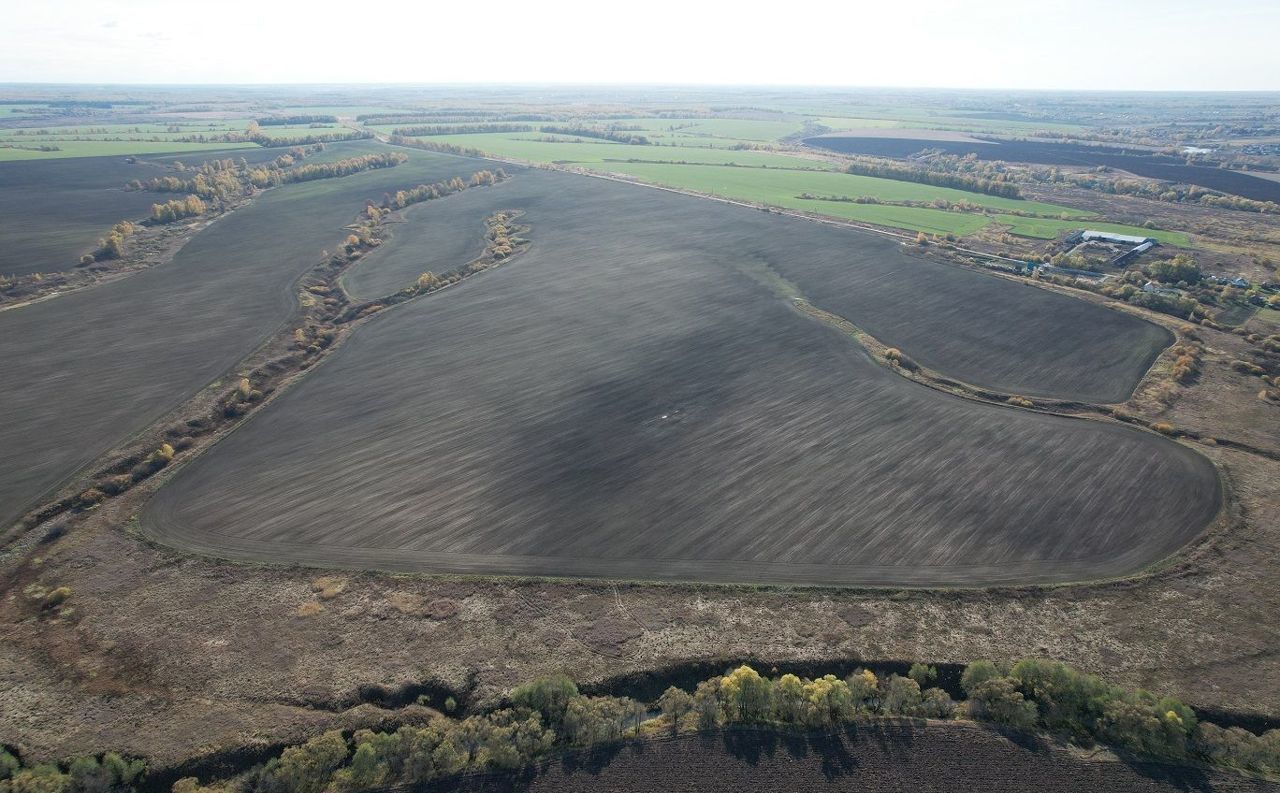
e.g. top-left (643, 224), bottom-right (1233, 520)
top-left (255, 115), bottom-right (338, 126)
top-left (386, 135), bottom-right (488, 158)
top-left (358, 112), bottom-right (558, 124)
top-left (164, 660), bottom-right (1280, 793)
top-left (128, 149), bottom-right (406, 202)
top-left (1055, 169), bottom-right (1279, 214)
top-left (247, 152), bottom-right (407, 188)
top-left (126, 146), bottom-right (325, 200)
top-left (247, 130), bottom-right (371, 148)
top-left (7, 659), bottom-right (1278, 793)
top-left (390, 124), bottom-right (533, 137)
top-left (340, 183), bottom-right (518, 321)
top-left (539, 125), bottom-right (651, 145)
top-left (843, 157), bottom-right (1023, 199)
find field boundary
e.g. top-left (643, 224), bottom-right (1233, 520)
top-left (1, 173), bottom-right (524, 546)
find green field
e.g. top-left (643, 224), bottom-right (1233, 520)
top-left (0, 104), bottom-right (55, 119)
top-left (0, 119), bottom-right (258, 161)
top-left (412, 131), bottom-right (835, 170)
top-left (408, 128), bottom-right (1101, 236)
top-left (0, 140), bottom-right (260, 161)
top-left (253, 123), bottom-right (351, 138)
top-left (401, 126), bottom-right (1187, 240)
top-left (591, 161), bottom-right (1035, 235)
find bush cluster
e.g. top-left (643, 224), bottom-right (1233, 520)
top-left (0, 750), bottom-right (144, 793)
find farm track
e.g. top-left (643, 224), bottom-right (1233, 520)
top-left (427, 724), bottom-right (1280, 793)
top-left (0, 145), bottom-right (495, 532)
top-left (141, 167), bottom-right (1220, 587)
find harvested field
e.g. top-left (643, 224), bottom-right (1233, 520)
top-left (350, 170), bottom-right (1169, 404)
top-left (0, 145), bottom-right (494, 531)
top-left (341, 182), bottom-right (496, 299)
top-left (440, 725), bottom-right (1280, 793)
top-left (805, 136), bottom-right (1280, 203)
top-left (0, 147), bottom-right (286, 276)
top-left (0, 156), bottom-right (177, 276)
top-left (142, 169), bottom-right (1218, 587)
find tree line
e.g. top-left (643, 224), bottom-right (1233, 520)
top-left (391, 124), bottom-right (533, 137)
top-left (247, 151), bottom-right (407, 188)
top-left (255, 115), bottom-right (338, 126)
top-left (1048, 168), bottom-right (1280, 214)
top-left (247, 130), bottom-right (371, 148)
top-left (48, 659), bottom-right (1264, 793)
top-left (539, 125), bottom-right (651, 145)
top-left (359, 112), bottom-right (559, 124)
top-left (387, 135), bottom-right (489, 158)
top-left (126, 146), bottom-right (325, 200)
top-left (843, 157), bottom-right (1023, 199)
top-left (6, 659), bottom-right (1279, 793)
top-left (337, 172), bottom-right (517, 321)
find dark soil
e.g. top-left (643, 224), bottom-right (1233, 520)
top-left (0, 147), bottom-right (288, 277)
top-left (0, 144), bottom-right (494, 531)
top-left (341, 183), bottom-right (495, 299)
top-left (141, 169), bottom-right (1219, 586)
top-left (804, 136), bottom-right (1280, 203)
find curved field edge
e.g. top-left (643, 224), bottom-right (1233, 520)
top-left (134, 177), bottom-right (1223, 589)
top-left (133, 369), bottom-right (1227, 589)
top-left (0, 146), bottom-right (495, 533)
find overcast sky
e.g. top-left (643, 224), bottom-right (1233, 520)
top-left (2, 0), bottom-right (1278, 90)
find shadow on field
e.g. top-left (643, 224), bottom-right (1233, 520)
top-left (721, 726), bottom-right (863, 780)
top-left (1120, 757), bottom-right (1216, 792)
top-left (556, 740), bottom-right (625, 776)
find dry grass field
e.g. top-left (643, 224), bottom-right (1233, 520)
top-left (0, 145), bottom-right (492, 531)
top-left (141, 168), bottom-right (1218, 587)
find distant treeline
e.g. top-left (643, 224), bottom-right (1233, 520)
top-left (250, 151), bottom-right (407, 188)
top-left (1046, 168), bottom-right (1280, 214)
top-left (255, 115), bottom-right (338, 126)
top-left (387, 135), bottom-right (488, 158)
top-left (844, 157), bottom-right (1022, 199)
top-left (358, 111), bottom-right (558, 124)
top-left (391, 123), bottom-right (534, 137)
top-left (540, 125), bottom-right (650, 145)
top-left (249, 129), bottom-right (371, 147)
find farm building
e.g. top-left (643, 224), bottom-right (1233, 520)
top-left (1080, 230), bottom-right (1156, 246)
top-left (1112, 239), bottom-right (1156, 266)
top-left (1063, 229), bottom-right (1158, 268)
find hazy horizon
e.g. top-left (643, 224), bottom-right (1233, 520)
top-left (4, 0), bottom-right (1279, 91)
